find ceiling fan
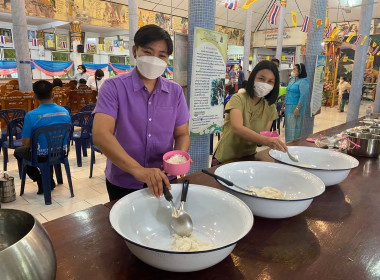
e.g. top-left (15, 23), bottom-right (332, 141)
top-left (330, 0), bottom-right (378, 14)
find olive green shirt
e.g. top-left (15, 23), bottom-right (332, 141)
top-left (214, 89), bottom-right (278, 163)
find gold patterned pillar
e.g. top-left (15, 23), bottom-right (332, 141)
top-left (70, 21), bottom-right (82, 71)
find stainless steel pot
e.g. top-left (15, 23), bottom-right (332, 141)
top-left (347, 133), bottom-right (380, 157)
top-left (0, 209), bottom-right (56, 279)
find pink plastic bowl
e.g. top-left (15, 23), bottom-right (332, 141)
top-left (163, 150), bottom-right (191, 176)
top-left (260, 131), bottom-right (280, 139)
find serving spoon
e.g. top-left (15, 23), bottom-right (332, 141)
top-left (163, 181), bottom-right (193, 237)
top-left (286, 150), bottom-right (299, 162)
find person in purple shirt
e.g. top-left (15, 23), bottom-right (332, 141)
top-left (92, 24), bottom-right (190, 201)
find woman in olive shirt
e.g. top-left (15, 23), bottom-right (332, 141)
top-left (213, 61), bottom-right (287, 164)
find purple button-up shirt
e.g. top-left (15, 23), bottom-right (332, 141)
top-left (93, 68), bottom-right (190, 189)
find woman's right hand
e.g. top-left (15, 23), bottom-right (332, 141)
top-left (265, 138), bottom-right (288, 152)
top-left (133, 167), bottom-right (171, 198)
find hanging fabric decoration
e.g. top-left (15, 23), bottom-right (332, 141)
top-left (225, 0), bottom-right (237, 10)
top-left (31, 59), bottom-right (73, 76)
top-left (291, 11), bottom-right (297, 27)
top-left (268, 4), bottom-right (280, 25)
top-left (346, 33), bottom-right (355, 43)
top-left (377, 51), bottom-right (380, 56)
top-left (331, 27), bottom-right (340, 38)
top-left (343, 56), bottom-right (348, 62)
top-left (166, 66), bottom-right (173, 76)
top-left (0, 60), bottom-right (35, 75)
top-left (301, 16), bottom-right (310, 33)
top-left (368, 37), bottom-right (373, 52)
top-left (316, 19), bottom-right (323, 29)
top-left (82, 63), bottom-right (108, 75)
top-left (361, 35), bottom-right (367, 46)
top-left (354, 35), bottom-right (362, 46)
top-left (373, 42), bottom-right (377, 48)
top-left (108, 62), bottom-right (130, 74)
top-left (372, 46), bottom-right (379, 55)
top-left (325, 24), bottom-right (332, 38)
top-left (242, 0), bottom-right (259, 10)
top-left (0, 36), bottom-right (6, 44)
top-left (340, 29), bottom-right (349, 42)
top-left (31, 39), bottom-right (38, 46)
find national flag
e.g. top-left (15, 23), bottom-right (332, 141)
top-left (268, 4), bottom-right (280, 25)
top-left (354, 35), bottom-right (362, 46)
top-left (0, 36), bottom-right (6, 44)
top-left (291, 11), bottom-right (297, 27)
top-left (340, 29), bottom-right (349, 42)
top-left (325, 24), bottom-right (332, 38)
top-left (331, 26), bottom-right (340, 38)
top-left (372, 46), bottom-right (379, 55)
top-left (346, 33), bottom-right (355, 43)
top-left (368, 37), bottom-right (373, 52)
top-left (361, 35), bottom-right (367, 46)
top-left (109, 45), bottom-right (114, 52)
top-left (301, 16), bottom-right (310, 33)
top-left (60, 41), bottom-right (67, 49)
top-left (225, 0), bottom-right (237, 10)
top-left (242, 0), bottom-right (259, 10)
top-left (31, 38), bottom-right (38, 46)
top-left (86, 43), bottom-right (92, 51)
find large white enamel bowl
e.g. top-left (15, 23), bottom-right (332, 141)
top-left (269, 146), bottom-right (359, 186)
top-left (214, 161), bottom-right (325, 219)
top-left (109, 184), bottom-right (253, 272)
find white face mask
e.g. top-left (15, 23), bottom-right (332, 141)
top-left (77, 69), bottom-right (83, 74)
top-left (136, 55), bottom-right (167, 80)
top-left (254, 82), bottom-right (274, 98)
top-left (291, 71), bottom-right (297, 77)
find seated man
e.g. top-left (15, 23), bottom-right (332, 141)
top-left (14, 80), bottom-right (72, 195)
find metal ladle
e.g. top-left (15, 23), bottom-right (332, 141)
top-left (286, 150), bottom-right (299, 162)
top-left (163, 181), bottom-right (193, 237)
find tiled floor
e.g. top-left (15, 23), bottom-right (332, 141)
top-left (1, 101), bottom-right (371, 223)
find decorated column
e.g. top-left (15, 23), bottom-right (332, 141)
top-left (10, 0), bottom-right (32, 91)
top-left (301, 0), bottom-right (328, 137)
top-left (243, 5), bottom-right (253, 77)
top-left (70, 21), bottom-right (82, 71)
top-left (128, 0), bottom-right (138, 68)
top-left (374, 71), bottom-right (380, 114)
top-left (347, 0), bottom-right (375, 122)
top-left (295, 45), bottom-right (302, 64)
top-left (187, 0), bottom-right (216, 173)
top-left (275, 0), bottom-right (287, 63)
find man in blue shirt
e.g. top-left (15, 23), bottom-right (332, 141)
top-left (237, 65), bottom-right (245, 89)
top-left (228, 65), bottom-right (236, 95)
top-left (14, 80), bottom-right (71, 195)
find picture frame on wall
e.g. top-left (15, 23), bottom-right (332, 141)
top-left (27, 30), bottom-right (36, 42)
top-left (68, 31), bottom-right (85, 51)
top-left (44, 32), bottom-right (56, 50)
top-left (0, 28), bottom-right (12, 43)
top-left (87, 44), bottom-right (97, 54)
top-left (56, 33), bottom-right (69, 51)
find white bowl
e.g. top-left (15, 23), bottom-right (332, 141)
top-left (269, 146), bottom-right (359, 186)
top-left (109, 184), bottom-right (253, 272)
top-left (214, 161), bottom-right (325, 219)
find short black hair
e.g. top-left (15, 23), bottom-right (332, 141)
top-left (245, 60), bottom-right (279, 105)
top-left (33, 80), bottom-right (53, 100)
top-left (295, 63), bottom-right (307, 78)
top-left (271, 58), bottom-right (280, 65)
top-left (95, 69), bottom-right (104, 78)
top-left (238, 65), bottom-right (242, 70)
top-left (52, 78), bottom-right (63, 87)
top-left (79, 79), bottom-right (87, 85)
top-left (78, 64), bottom-right (87, 73)
top-left (134, 24), bottom-right (173, 55)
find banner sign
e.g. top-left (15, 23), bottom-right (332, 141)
top-left (189, 27), bottom-right (228, 136)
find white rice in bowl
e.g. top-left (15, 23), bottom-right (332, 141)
top-left (247, 186), bottom-right (285, 199)
top-left (170, 234), bottom-right (215, 252)
top-left (167, 154), bottom-right (188, 164)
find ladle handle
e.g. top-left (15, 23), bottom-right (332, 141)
top-left (181, 180), bottom-right (189, 202)
top-left (162, 182), bottom-right (173, 202)
top-left (201, 169), bottom-right (233, 187)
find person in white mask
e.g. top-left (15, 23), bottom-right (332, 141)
top-left (213, 61), bottom-right (287, 165)
top-left (64, 64), bottom-right (90, 82)
top-left (92, 24), bottom-right (190, 201)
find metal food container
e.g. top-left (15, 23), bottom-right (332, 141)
top-left (347, 133), bottom-right (380, 158)
top-left (0, 209), bottom-right (56, 280)
top-left (369, 128), bottom-right (380, 135)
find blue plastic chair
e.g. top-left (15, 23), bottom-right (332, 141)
top-left (2, 117), bottom-right (24, 175)
top-left (89, 134), bottom-right (102, 178)
top-left (20, 123), bottom-right (74, 205)
top-left (63, 105), bottom-right (72, 115)
top-left (71, 112), bottom-right (94, 167)
top-left (80, 104), bottom-right (96, 113)
top-left (0, 109), bottom-right (26, 155)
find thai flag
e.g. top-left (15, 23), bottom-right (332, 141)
top-left (301, 16), bottom-right (310, 33)
top-left (325, 24), bottom-right (332, 38)
top-left (86, 43), bottom-right (91, 51)
top-left (31, 38), bottom-right (38, 46)
top-left (372, 46), bottom-right (379, 55)
top-left (354, 35), bottom-right (362, 46)
top-left (0, 36), bottom-right (6, 44)
top-left (60, 41), bottom-right (67, 49)
top-left (109, 45), bottom-right (114, 52)
top-left (268, 4), bottom-right (280, 25)
top-left (225, 0), bottom-right (237, 10)
top-left (340, 29), bottom-right (349, 42)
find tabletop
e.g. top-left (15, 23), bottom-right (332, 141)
top-left (44, 118), bottom-right (380, 280)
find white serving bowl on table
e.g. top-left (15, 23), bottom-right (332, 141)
top-left (109, 184), bottom-right (253, 272)
top-left (214, 161), bottom-right (325, 219)
top-left (269, 146), bottom-right (359, 186)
